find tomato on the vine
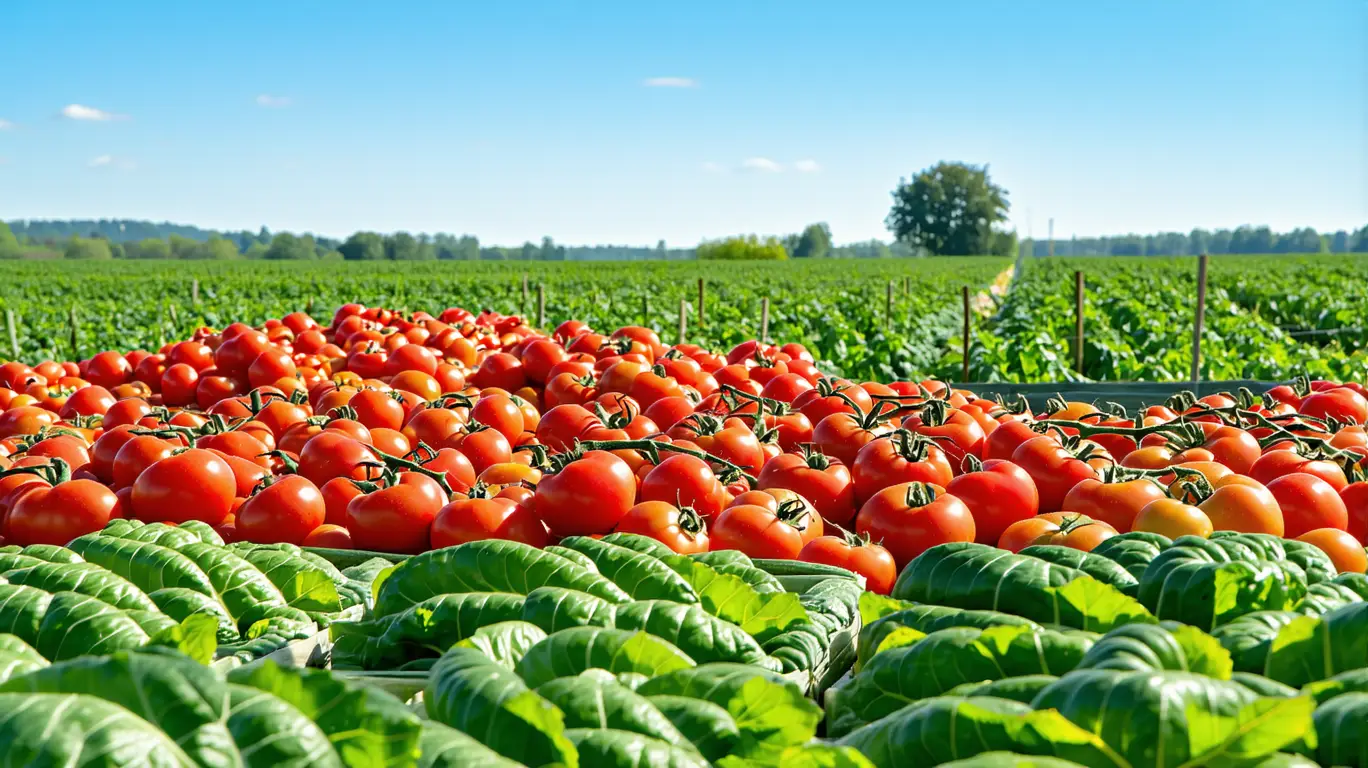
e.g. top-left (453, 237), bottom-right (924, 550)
top-left (533, 450), bottom-right (636, 536)
top-left (855, 481), bottom-right (975, 567)
top-left (711, 498), bottom-right (821, 560)
top-left (798, 533), bottom-right (897, 595)
top-left (235, 475), bottom-right (326, 544)
top-left (997, 511), bottom-right (1117, 553)
top-left (615, 501), bottom-right (710, 554)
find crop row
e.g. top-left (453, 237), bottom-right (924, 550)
top-left (966, 254), bottom-right (1368, 383)
top-left (0, 258), bottom-right (1007, 383)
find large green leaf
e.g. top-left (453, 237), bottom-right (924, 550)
top-left (455, 620), bottom-right (547, 668)
top-left (67, 534), bottom-right (217, 598)
top-left (1136, 539), bottom-right (1306, 630)
top-left (1, 561), bottom-right (159, 612)
top-left (1031, 669), bottom-right (1291, 767)
top-left (1019, 545), bottom-right (1138, 594)
top-left (834, 696), bottom-right (1125, 768)
top-left (0, 583), bottom-right (52, 646)
top-left (536, 672), bottom-right (688, 746)
top-left (1074, 622), bottom-right (1233, 679)
top-left (0, 647), bottom-right (239, 766)
top-left (828, 625), bottom-right (1094, 737)
top-left (230, 544), bottom-right (344, 613)
top-left (558, 536), bottom-right (699, 603)
top-left (0, 634), bottom-right (46, 684)
top-left (1264, 602), bottom-right (1368, 687)
top-left (1183, 694), bottom-right (1317, 768)
top-left (857, 604), bottom-right (1041, 671)
top-left (35, 592), bottom-right (149, 661)
top-left (332, 592), bottom-right (526, 670)
top-left (424, 646), bottom-right (578, 767)
top-left (373, 540), bottom-right (629, 617)
top-left (521, 586), bottom-right (619, 633)
top-left (612, 599), bottom-right (774, 667)
top-left (514, 627), bottom-right (695, 688)
top-left (947, 676), bottom-right (1060, 704)
top-left (646, 694), bottom-right (741, 762)
top-left (664, 556), bottom-right (808, 642)
top-left (0, 692), bottom-right (196, 767)
top-left (176, 543), bottom-right (287, 628)
top-left (1308, 691), bottom-right (1368, 766)
top-left (416, 721), bottom-right (522, 768)
top-left (564, 728), bottom-right (710, 768)
top-left (637, 663), bottom-right (820, 761)
top-left (1088, 531), bottom-right (1172, 582)
top-left (149, 587), bottom-right (238, 642)
top-left (891, 543), bottom-right (1152, 631)
top-left (228, 661), bottom-right (423, 768)
top-left (1210, 611), bottom-right (1301, 674)
top-left (226, 682), bottom-right (343, 767)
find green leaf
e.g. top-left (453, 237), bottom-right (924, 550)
top-left (147, 613), bottom-right (219, 665)
top-left (0, 634), bottom-right (47, 684)
top-left (0, 692), bottom-right (197, 766)
top-left (565, 728), bottom-right (710, 768)
top-left (718, 744), bottom-right (877, 768)
top-left (858, 591), bottom-right (915, 626)
top-left (228, 661), bottom-right (423, 768)
top-left (665, 557), bottom-right (808, 642)
top-left (1041, 575), bottom-right (1156, 633)
top-left (454, 621), bottom-right (547, 669)
top-left (535, 672), bottom-right (688, 746)
top-left (425, 646), bottom-right (579, 767)
top-left (416, 721), bottom-right (522, 767)
top-left (1182, 695), bottom-right (1317, 768)
top-left (514, 627), bottom-right (695, 689)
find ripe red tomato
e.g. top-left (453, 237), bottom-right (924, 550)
top-left (303, 523), bottom-right (353, 549)
top-left (997, 512), bottom-right (1117, 553)
top-left (235, 475), bottom-right (326, 544)
top-left (855, 481), bottom-right (975, 567)
top-left (798, 534), bottom-right (897, 595)
top-left (297, 432), bottom-right (377, 488)
top-left (1266, 472), bottom-right (1349, 538)
top-left (711, 500), bottom-right (821, 560)
top-left (534, 450), bottom-right (636, 536)
top-left (431, 489), bottom-right (550, 549)
top-left (1060, 477), bottom-right (1168, 533)
top-left (1249, 450), bottom-right (1348, 491)
top-left (1344, 481), bottom-right (1368, 545)
top-left (1011, 436), bottom-right (1098, 513)
top-left (131, 448), bottom-right (236, 525)
top-left (2, 467), bottom-right (120, 545)
top-left (345, 471), bottom-right (446, 553)
top-left (614, 501), bottom-right (710, 554)
top-left (944, 459), bottom-right (1040, 545)
top-left (639, 454), bottom-right (730, 521)
top-left (756, 448), bottom-right (857, 527)
top-left (851, 432), bottom-right (954, 505)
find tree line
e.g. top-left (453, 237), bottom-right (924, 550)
top-left (1020, 225), bottom-right (1368, 257)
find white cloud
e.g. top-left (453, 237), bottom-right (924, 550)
top-left (643, 77), bottom-right (699, 88)
top-left (741, 157), bottom-right (783, 173)
top-left (793, 159), bottom-right (821, 173)
top-left (255, 94), bottom-right (292, 108)
top-left (62, 104), bottom-right (124, 121)
top-left (89, 155), bottom-right (135, 170)
top-left (0, 119), bottom-right (12, 130)
top-left (701, 161), bottom-right (726, 174)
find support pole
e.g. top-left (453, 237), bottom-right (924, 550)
top-left (961, 286), bottom-right (971, 383)
top-left (759, 298), bottom-right (770, 343)
top-left (1074, 270), bottom-right (1085, 373)
top-left (1190, 253), bottom-right (1209, 385)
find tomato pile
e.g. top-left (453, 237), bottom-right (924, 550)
top-left (0, 303), bottom-right (1365, 596)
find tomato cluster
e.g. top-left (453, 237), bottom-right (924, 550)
top-left (0, 306), bottom-right (1365, 595)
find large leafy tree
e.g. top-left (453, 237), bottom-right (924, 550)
top-left (697, 235), bottom-right (788, 261)
top-left (885, 162), bottom-right (1009, 255)
top-left (792, 223), bottom-right (832, 258)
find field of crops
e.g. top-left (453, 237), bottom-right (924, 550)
top-left (968, 253), bottom-right (1368, 383)
top-left (0, 258), bottom-right (1008, 384)
top-left (1, 256), bottom-right (1368, 765)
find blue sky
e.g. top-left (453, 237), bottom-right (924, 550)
top-left (1, 1), bottom-right (1363, 245)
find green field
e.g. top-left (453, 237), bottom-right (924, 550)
top-left (0, 258), bottom-right (1009, 383)
top-left (2, 253), bottom-right (1363, 383)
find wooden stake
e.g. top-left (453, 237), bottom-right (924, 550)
top-left (1074, 270), bottom-right (1085, 373)
top-left (191, 278), bottom-right (200, 306)
top-left (536, 284), bottom-right (546, 328)
top-left (697, 278), bottom-right (706, 326)
top-left (678, 299), bottom-right (687, 345)
top-left (521, 273), bottom-right (529, 312)
top-left (1190, 253), bottom-right (1209, 384)
top-left (886, 281), bottom-right (895, 330)
top-left (6, 310), bottom-right (18, 361)
top-left (169, 303), bottom-right (179, 330)
top-left (961, 286), bottom-right (971, 383)
top-left (903, 275), bottom-right (910, 295)
top-left (68, 305), bottom-right (80, 361)
top-left (759, 298), bottom-right (770, 343)
top-left (641, 295), bottom-right (649, 327)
